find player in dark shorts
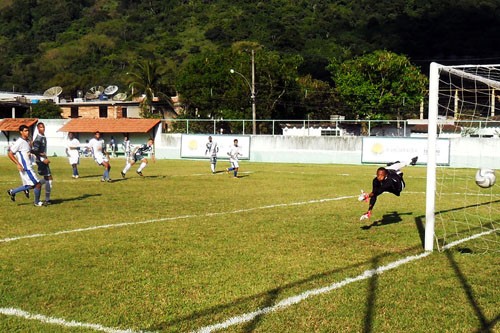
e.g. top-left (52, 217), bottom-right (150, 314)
top-left (359, 156), bottom-right (418, 221)
top-left (120, 138), bottom-right (155, 177)
top-left (32, 122), bottom-right (53, 205)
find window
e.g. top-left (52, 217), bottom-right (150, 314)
top-left (122, 107), bottom-right (127, 118)
top-left (99, 105), bottom-right (108, 118)
top-left (70, 106), bottom-right (78, 118)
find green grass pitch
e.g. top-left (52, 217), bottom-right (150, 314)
top-left (0, 157), bottom-right (498, 332)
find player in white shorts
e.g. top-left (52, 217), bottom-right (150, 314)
top-left (205, 136), bottom-right (219, 174)
top-left (225, 139), bottom-right (242, 178)
top-left (65, 132), bottom-right (81, 178)
top-left (88, 131), bottom-right (112, 182)
top-left (7, 125), bottom-right (45, 206)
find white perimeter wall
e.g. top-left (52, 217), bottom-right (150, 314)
top-left (1, 120), bottom-right (499, 168)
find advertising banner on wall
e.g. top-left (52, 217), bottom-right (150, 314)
top-left (180, 134), bottom-right (251, 159)
top-left (361, 137), bottom-right (450, 165)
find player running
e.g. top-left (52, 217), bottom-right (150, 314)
top-left (121, 138), bottom-right (155, 177)
top-left (358, 156), bottom-right (418, 221)
top-left (88, 131), bottom-right (112, 182)
top-left (7, 125), bottom-right (45, 206)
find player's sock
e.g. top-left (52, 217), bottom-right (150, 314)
top-left (233, 170), bottom-right (237, 177)
top-left (34, 187), bottom-right (41, 204)
top-left (104, 169), bottom-right (109, 179)
top-left (123, 163), bottom-right (131, 174)
top-left (10, 185), bottom-right (29, 195)
top-left (211, 164), bottom-right (215, 173)
top-left (137, 162), bottom-right (147, 172)
top-left (45, 180), bottom-right (52, 202)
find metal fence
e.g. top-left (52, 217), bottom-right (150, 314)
top-left (160, 118), bottom-right (500, 137)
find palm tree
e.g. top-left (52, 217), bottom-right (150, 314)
top-left (127, 59), bottom-right (173, 118)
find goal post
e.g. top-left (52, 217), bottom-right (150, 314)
top-left (425, 62), bottom-right (440, 251)
top-left (425, 62), bottom-right (500, 252)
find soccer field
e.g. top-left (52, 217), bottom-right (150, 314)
top-left (0, 157), bottom-right (498, 332)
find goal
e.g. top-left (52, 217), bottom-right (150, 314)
top-left (425, 63), bottom-right (500, 252)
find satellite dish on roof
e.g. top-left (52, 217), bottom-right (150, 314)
top-left (43, 86), bottom-right (63, 97)
top-left (89, 86), bottom-right (105, 96)
top-left (112, 92), bottom-right (127, 101)
top-left (104, 85), bottom-right (119, 96)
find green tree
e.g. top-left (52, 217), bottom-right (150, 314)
top-left (127, 59), bottom-right (173, 118)
top-left (329, 50), bottom-right (427, 120)
top-left (24, 101), bottom-right (62, 119)
top-left (176, 44), bottom-right (305, 133)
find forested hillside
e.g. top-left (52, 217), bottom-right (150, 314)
top-left (1, 0), bottom-right (499, 120)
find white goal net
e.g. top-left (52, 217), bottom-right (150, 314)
top-left (425, 63), bottom-right (500, 252)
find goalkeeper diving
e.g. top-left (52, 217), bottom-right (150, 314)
top-left (358, 156), bottom-right (418, 221)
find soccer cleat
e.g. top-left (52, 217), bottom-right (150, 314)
top-left (120, 171), bottom-right (126, 178)
top-left (360, 211), bottom-right (372, 221)
top-left (24, 190), bottom-right (30, 199)
top-left (136, 170), bottom-right (143, 176)
top-left (358, 190), bottom-right (369, 202)
top-left (44, 201), bottom-right (52, 206)
top-left (7, 189), bottom-right (15, 202)
top-left (410, 156), bottom-right (418, 166)
top-left (106, 178), bottom-right (112, 182)
top-left (101, 178), bottom-right (106, 182)
top-left (34, 201), bottom-right (44, 207)
top-left (386, 161), bottom-right (400, 167)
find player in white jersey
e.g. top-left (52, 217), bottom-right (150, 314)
top-left (7, 125), bottom-right (45, 206)
top-left (225, 138), bottom-right (242, 178)
top-left (65, 132), bottom-right (81, 178)
top-left (121, 138), bottom-right (154, 177)
top-left (123, 135), bottom-right (131, 160)
top-left (205, 136), bottom-right (219, 174)
top-left (88, 131), bottom-right (112, 182)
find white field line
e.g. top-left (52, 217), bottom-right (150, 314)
top-left (0, 196), bottom-right (354, 244)
top-left (1, 194), bottom-right (497, 332)
top-left (0, 307), bottom-right (148, 333)
top-left (193, 228), bottom-right (497, 333)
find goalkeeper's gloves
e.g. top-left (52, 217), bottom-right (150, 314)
top-left (358, 190), bottom-right (369, 202)
top-left (360, 211), bottom-right (372, 221)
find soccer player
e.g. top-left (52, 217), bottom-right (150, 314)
top-left (358, 156), bottom-right (418, 221)
top-left (205, 136), bottom-right (219, 174)
top-left (120, 138), bottom-right (154, 177)
top-left (7, 125), bottom-right (45, 206)
top-left (225, 138), bottom-right (242, 178)
top-left (65, 132), bottom-right (81, 178)
top-left (123, 135), bottom-right (131, 160)
top-left (88, 131), bottom-right (112, 182)
top-left (32, 122), bottom-right (53, 205)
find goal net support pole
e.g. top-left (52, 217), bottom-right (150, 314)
top-left (425, 62), bottom-right (440, 251)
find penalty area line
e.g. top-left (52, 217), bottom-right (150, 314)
top-left (0, 307), bottom-right (149, 333)
top-left (0, 196), bottom-right (354, 244)
top-left (193, 228), bottom-right (497, 333)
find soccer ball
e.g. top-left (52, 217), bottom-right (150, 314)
top-left (475, 169), bottom-right (496, 188)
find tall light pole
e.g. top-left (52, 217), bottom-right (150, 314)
top-left (230, 50), bottom-right (256, 135)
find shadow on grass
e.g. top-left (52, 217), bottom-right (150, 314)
top-left (40, 193), bottom-right (102, 205)
top-left (361, 211), bottom-right (412, 230)
top-left (445, 251), bottom-right (499, 333)
top-left (413, 199), bottom-right (500, 249)
top-left (146, 246), bottom-right (422, 332)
